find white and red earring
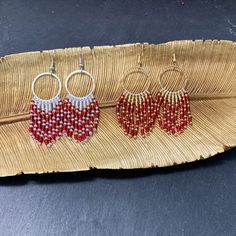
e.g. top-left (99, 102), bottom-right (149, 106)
top-left (29, 59), bottom-right (63, 147)
top-left (63, 50), bottom-right (100, 143)
top-left (29, 50), bottom-right (100, 147)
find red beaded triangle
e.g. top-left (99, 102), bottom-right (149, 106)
top-left (63, 94), bottom-right (100, 143)
top-left (29, 96), bottom-right (63, 147)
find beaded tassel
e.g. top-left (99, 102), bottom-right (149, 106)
top-left (116, 91), bottom-right (156, 137)
top-left (29, 96), bottom-right (63, 147)
top-left (63, 94), bottom-right (100, 143)
top-left (156, 88), bottom-right (192, 135)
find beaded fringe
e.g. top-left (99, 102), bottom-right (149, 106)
top-left (116, 91), bottom-right (156, 137)
top-left (29, 96), bottom-right (63, 147)
top-left (156, 88), bottom-right (192, 135)
top-left (63, 94), bottom-right (100, 143)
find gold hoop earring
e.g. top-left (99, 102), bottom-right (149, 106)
top-left (156, 54), bottom-right (192, 135)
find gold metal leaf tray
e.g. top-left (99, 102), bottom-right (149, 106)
top-left (0, 40), bottom-right (235, 177)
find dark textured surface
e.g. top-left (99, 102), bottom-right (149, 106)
top-left (1, 0), bottom-right (236, 56)
top-left (0, 0), bottom-right (236, 235)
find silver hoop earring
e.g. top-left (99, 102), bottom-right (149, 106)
top-left (29, 59), bottom-right (63, 147)
top-left (63, 49), bottom-right (100, 143)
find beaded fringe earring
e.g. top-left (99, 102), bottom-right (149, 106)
top-left (116, 50), bottom-right (156, 137)
top-left (29, 59), bottom-right (63, 147)
top-left (63, 49), bottom-right (99, 143)
top-left (156, 54), bottom-right (192, 135)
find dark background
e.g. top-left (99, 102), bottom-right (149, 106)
top-left (0, 0), bottom-right (236, 235)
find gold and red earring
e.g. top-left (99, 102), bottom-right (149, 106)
top-left (116, 49), bottom-right (156, 137)
top-left (155, 54), bottom-right (192, 135)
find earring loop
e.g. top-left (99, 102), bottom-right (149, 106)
top-left (155, 63), bottom-right (192, 136)
top-left (63, 68), bottom-right (99, 143)
top-left (32, 72), bottom-right (62, 101)
top-left (30, 62), bottom-right (63, 147)
top-left (158, 65), bottom-right (187, 92)
top-left (122, 66), bottom-right (150, 95)
top-left (117, 66), bottom-right (155, 137)
top-left (65, 69), bottom-right (96, 99)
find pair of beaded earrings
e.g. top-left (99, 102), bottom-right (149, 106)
top-left (29, 50), bottom-right (100, 147)
top-left (29, 49), bottom-right (192, 147)
top-left (116, 53), bottom-right (192, 137)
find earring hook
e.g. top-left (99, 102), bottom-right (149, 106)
top-left (137, 44), bottom-right (144, 68)
top-left (138, 54), bottom-right (142, 67)
top-left (79, 47), bottom-right (84, 70)
top-left (172, 53), bottom-right (177, 65)
top-left (49, 50), bottom-right (55, 74)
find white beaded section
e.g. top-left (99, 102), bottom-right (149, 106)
top-left (33, 95), bottom-right (60, 112)
top-left (67, 93), bottom-right (94, 110)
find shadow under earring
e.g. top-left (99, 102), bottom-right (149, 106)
top-left (116, 66), bottom-right (156, 137)
top-left (156, 62), bottom-right (192, 135)
top-left (63, 56), bottom-right (99, 143)
top-left (29, 60), bottom-right (63, 147)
